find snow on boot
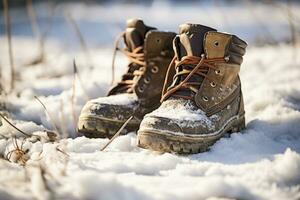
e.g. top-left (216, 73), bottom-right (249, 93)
top-left (137, 23), bottom-right (247, 154)
top-left (78, 19), bottom-right (176, 138)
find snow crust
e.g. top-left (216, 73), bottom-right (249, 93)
top-left (144, 98), bottom-right (214, 129)
top-left (90, 93), bottom-right (138, 106)
top-left (0, 2), bottom-right (300, 200)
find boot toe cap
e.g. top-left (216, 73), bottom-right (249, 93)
top-left (139, 98), bottom-right (216, 136)
top-left (79, 94), bottom-right (139, 122)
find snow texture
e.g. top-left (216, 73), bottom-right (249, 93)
top-left (0, 1), bottom-right (300, 200)
top-left (90, 93), bottom-right (138, 106)
top-left (144, 98), bottom-right (215, 130)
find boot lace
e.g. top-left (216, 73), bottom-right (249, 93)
top-left (161, 54), bottom-right (225, 102)
top-left (111, 31), bottom-right (146, 91)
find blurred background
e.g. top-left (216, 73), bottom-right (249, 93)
top-left (1, 0), bottom-right (299, 51)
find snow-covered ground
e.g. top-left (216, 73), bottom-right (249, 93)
top-left (0, 2), bottom-right (300, 200)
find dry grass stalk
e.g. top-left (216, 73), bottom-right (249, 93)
top-left (71, 60), bottom-right (90, 136)
top-left (66, 13), bottom-right (93, 68)
top-left (59, 99), bottom-right (68, 138)
top-left (56, 146), bottom-right (70, 157)
top-left (0, 113), bottom-right (31, 137)
top-left (71, 60), bottom-right (78, 135)
top-left (6, 137), bottom-right (28, 166)
top-left (25, 0), bottom-right (45, 66)
top-left (34, 96), bottom-right (60, 135)
top-left (101, 116), bottom-right (133, 151)
top-left (3, 0), bottom-right (15, 92)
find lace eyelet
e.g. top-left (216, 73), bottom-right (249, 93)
top-left (210, 82), bottom-right (216, 87)
top-left (214, 41), bottom-right (219, 46)
top-left (144, 77), bottom-right (151, 84)
top-left (151, 66), bottom-right (159, 73)
top-left (202, 96), bottom-right (209, 102)
top-left (225, 56), bottom-right (230, 62)
top-left (215, 70), bottom-right (221, 75)
top-left (138, 86), bottom-right (144, 92)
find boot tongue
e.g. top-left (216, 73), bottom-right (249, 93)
top-left (177, 23), bottom-right (217, 58)
top-left (124, 19), bottom-right (153, 51)
top-left (172, 24), bottom-right (217, 98)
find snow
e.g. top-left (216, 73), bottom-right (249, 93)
top-left (143, 98), bottom-right (215, 130)
top-left (0, 1), bottom-right (300, 200)
top-left (90, 93), bottom-right (138, 106)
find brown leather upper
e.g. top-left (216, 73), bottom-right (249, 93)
top-left (108, 19), bottom-right (156, 95)
top-left (162, 24), bottom-right (247, 116)
top-left (196, 32), bottom-right (247, 115)
top-left (133, 31), bottom-right (176, 107)
top-left (108, 18), bottom-right (176, 109)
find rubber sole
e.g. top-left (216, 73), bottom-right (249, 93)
top-left (137, 116), bottom-right (245, 154)
top-left (78, 116), bottom-right (140, 138)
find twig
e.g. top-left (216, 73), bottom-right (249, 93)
top-left (34, 96), bottom-right (60, 135)
top-left (101, 116), bottom-right (133, 151)
top-left (71, 60), bottom-right (78, 135)
top-left (25, 0), bottom-right (45, 66)
top-left (56, 146), bottom-right (70, 157)
top-left (3, 0), bottom-right (15, 92)
top-left (0, 113), bottom-right (31, 137)
top-left (59, 99), bottom-right (68, 138)
top-left (66, 13), bottom-right (93, 68)
top-left (73, 60), bottom-right (89, 100)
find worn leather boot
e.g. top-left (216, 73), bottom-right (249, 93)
top-left (137, 23), bottom-right (247, 154)
top-left (78, 19), bottom-right (176, 138)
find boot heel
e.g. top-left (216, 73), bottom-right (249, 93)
top-left (228, 116), bottom-right (245, 133)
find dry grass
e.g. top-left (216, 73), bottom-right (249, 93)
top-left (101, 116), bottom-right (133, 151)
top-left (34, 96), bottom-right (60, 136)
top-left (2, 0), bottom-right (15, 92)
top-left (5, 137), bottom-right (29, 166)
top-left (0, 113), bottom-right (31, 137)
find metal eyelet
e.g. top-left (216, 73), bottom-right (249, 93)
top-left (138, 86), bottom-right (144, 92)
top-left (151, 66), bottom-right (159, 73)
top-left (210, 82), bottom-right (216, 87)
top-left (202, 96), bottom-right (209, 101)
top-left (215, 70), bottom-right (221, 75)
top-left (225, 55), bottom-right (230, 62)
top-left (144, 77), bottom-right (151, 84)
top-left (214, 41), bottom-right (219, 46)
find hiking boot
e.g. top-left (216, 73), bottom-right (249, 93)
top-left (137, 23), bottom-right (247, 154)
top-left (78, 19), bottom-right (176, 138)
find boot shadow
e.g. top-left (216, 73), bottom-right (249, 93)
top-left (190, 117), bottom-right (300, 164)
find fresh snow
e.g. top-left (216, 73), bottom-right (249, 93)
top-left (90, 93), bottom-right (138, 106)
top-left (0, 2), bottom-right (300, 200)
top-left (143, 98), bottom-right (215, 130)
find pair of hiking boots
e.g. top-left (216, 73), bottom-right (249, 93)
top-left (78, 19), bottom-right (247, 154)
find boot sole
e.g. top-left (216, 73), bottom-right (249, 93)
top-left (78, 116), bottom-right (140, 138)
top-left (137, 115), bottom-right (245, 154)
